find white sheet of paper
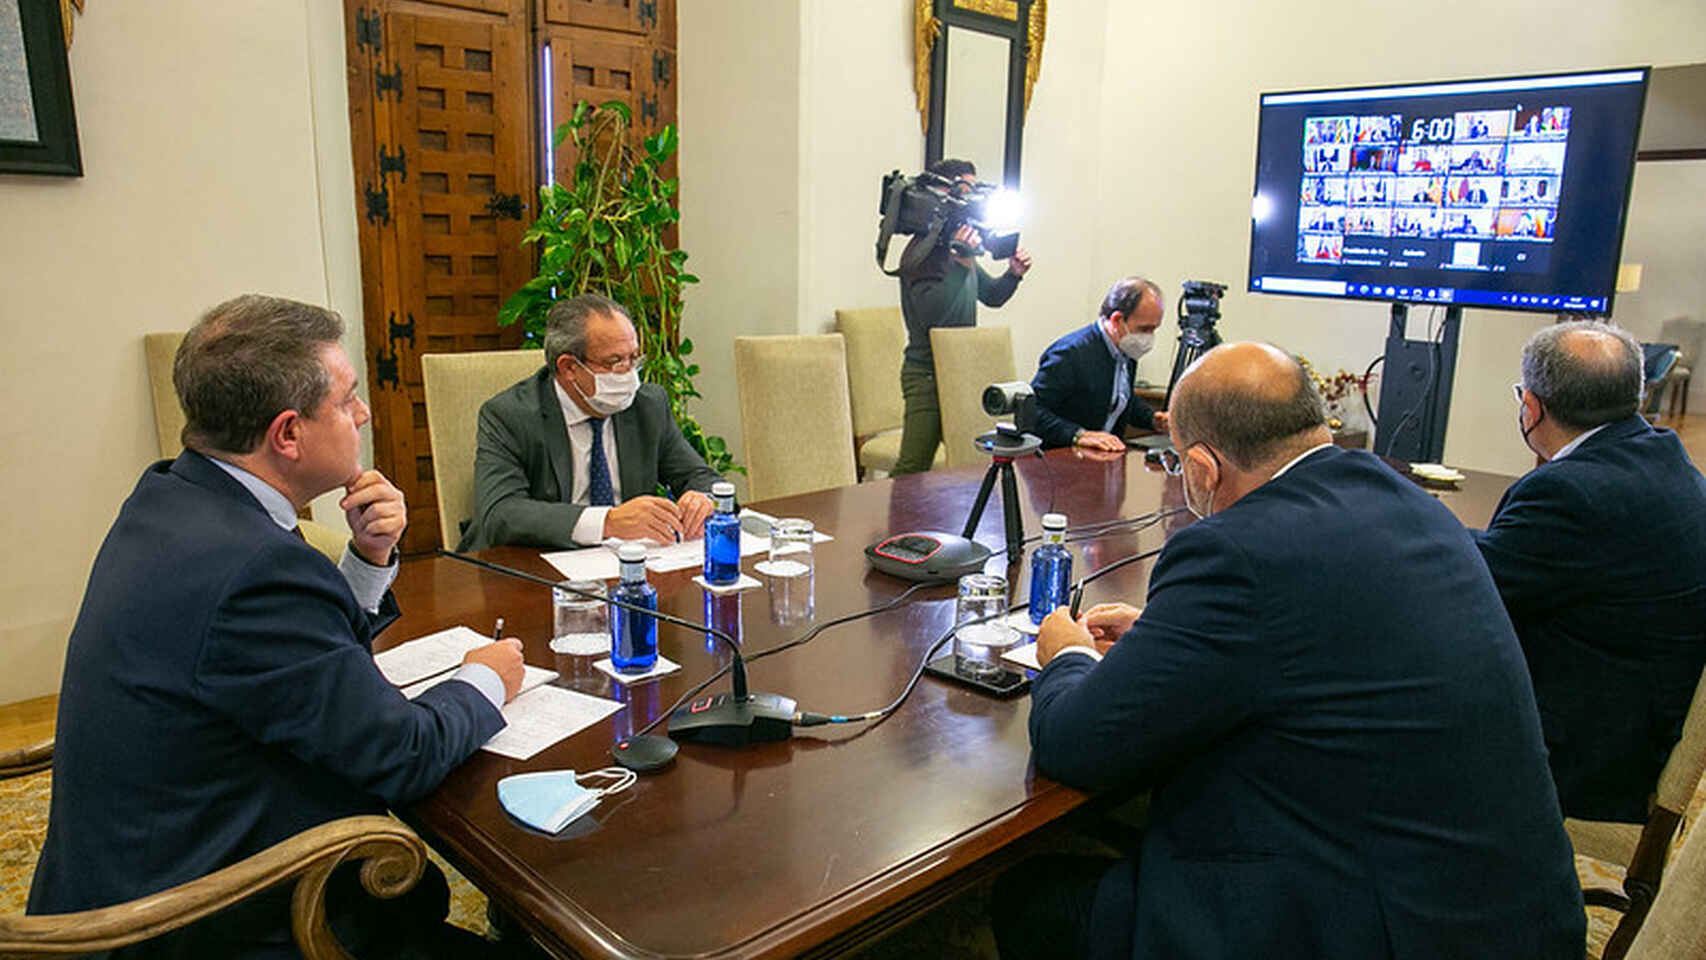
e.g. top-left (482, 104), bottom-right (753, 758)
top-left (374, 626), bottom-right (491, 687)
top-left (540, 546), bottom-right (620, 582)
top-left (543, 524), bottom-right (835, 581)
top-left (477, 685), bottom-right (625, 761)
top-left (1001, 642), bottom-right (1042, 671)
top-left (400, 664), bottom-right (559, 701)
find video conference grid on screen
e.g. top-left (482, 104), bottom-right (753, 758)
top-left (1297, 107), bottom-right (1568, 259)
top-left (1247, 70), bottom-right (1648, 313)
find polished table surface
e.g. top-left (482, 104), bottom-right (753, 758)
top-left (385, 448), bottom-right (1514, 959)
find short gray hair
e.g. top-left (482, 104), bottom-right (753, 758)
top-left (1170, 345), bottom-right (1327, 471)
top-left (174, 295), bottom-right (344, 455)
top-left (544, 293), bottom-right (630, 368)
top-left (1521, 321), bottom-right (1643, 430)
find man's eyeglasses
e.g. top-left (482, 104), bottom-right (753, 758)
top-left (582, 352), bottom-right (645, 374)
top-left (1512, 382), bottom-right (1526, 404)
top-left (1158, 448), bottom-right (1182, 476)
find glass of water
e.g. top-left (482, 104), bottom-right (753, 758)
top-left (763, 518), bottom-right (815, 625)
top-left (954, 572), bottom-right (1020, 681)
top-left (550, 579), bottom-right (608, 690)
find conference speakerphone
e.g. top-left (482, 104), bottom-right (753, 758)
top-left (864, 531), bottom-right (992, 583)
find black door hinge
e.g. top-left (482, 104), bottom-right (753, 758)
top-left (375, 343), bottom-right (400, 390)
top-left (364, 181), bottom-right (391, 226)
top-left (378, 144), bottom-right (407, 182)
top-left (485, 193), bottom-right (525, 221)
top-left (653, 51), bottom-right (672, 87)
top-left (356, 9), bottom-right (382, 53)
top-left (389, 312), bottom-right (416, 348)
top-left (638, 0), bottom-right (657, 29)
top-left (375, 64), bottom-right (404, 102)
top-left (641, 94), bottom-right (658, 127)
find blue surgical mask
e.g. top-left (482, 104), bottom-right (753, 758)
top-left (497, 767), bottom-right (636, 834)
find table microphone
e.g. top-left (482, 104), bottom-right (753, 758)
top-left (439, 551), bottom-right (797, 761)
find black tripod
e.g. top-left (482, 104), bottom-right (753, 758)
top-left (1164, 318), bottom-right (1223, 408)
top-left (960, 429), bottom-right (1041, 561)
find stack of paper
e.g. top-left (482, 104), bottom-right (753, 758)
top-left (374, 626), bottom-right (491, 687)
top-left (540, 519), bottom-right (834, 581)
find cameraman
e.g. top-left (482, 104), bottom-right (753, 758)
top-left (892, 159), bottom-right (1033, 475)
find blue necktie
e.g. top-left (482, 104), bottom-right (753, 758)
top-left (585, 418), bottom-right (615, 507)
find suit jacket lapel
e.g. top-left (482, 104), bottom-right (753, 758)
top-left (612, 405), bottom-right (650, 498)
top-left (535, 369), bottom-right (576, 502)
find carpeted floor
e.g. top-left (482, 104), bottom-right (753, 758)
top-left (2, 769), bottom-right (1701, 957)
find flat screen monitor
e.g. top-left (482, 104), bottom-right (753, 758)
top-left (1247, 68), bottom-right (1649, 315)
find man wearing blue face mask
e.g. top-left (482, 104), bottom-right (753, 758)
top-left (998, 342), bottom-right (1583, 960)
top-left (460, 293), bottom-right (723, 550)
top-left (1028, 276), bottom-right (1168, 451)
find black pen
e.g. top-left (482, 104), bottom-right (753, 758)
top-left (493, 617), bottom-right (505, 642)
top-left (1068, 584), bottom-right (1085, 620)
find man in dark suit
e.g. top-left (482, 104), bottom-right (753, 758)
top-left (1029, 277), bottom-right (1166, 452)
top-left (460, 293), bottom-right (723, 550)
top-left (996, 342), bottom-right (1583, 960)
top-left (29, 295), bottom-right (526, 958)
top-left (1475, 321), bottom-right (1706, 822)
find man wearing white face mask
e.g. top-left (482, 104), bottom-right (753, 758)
top-left (461, 293), bottom-right (723, 550)
top-left (1029, 276), bottom-right (1169, 451)
top-left (1000, 342), bottom-right (1583, 960)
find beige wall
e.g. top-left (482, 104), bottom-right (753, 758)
top-left (0, 1), bottom-right (362, 702)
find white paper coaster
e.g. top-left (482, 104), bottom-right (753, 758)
top-left (593, 654), bottom-right (682, 685)
top-left (692, 573), bottom-right (763, 594)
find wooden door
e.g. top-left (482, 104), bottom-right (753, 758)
top-left (346, 0), bottom-right (675, 553)
top-left (347, 0), bottom-right (534, 553)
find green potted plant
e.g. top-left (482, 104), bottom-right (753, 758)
top-left (498, 100), bottom-right (737, 475)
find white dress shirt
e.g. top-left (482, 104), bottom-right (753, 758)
top-left (1549, 423), bottom-right (1608, 461)
top-left (553, 378), bottom-right (624, 545)
top-left (208, 457), bottom-right (505, 710)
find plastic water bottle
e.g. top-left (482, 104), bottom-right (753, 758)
top-left (703, 481), bottom-right (741, 586)
top-left (611, 542), bottom-right (658, 673)
top-left (1028, 513), bottom-right (1072, 625)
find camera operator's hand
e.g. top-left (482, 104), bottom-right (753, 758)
top-left (1006, 247), bottom-right (1033, 278)
top-left (1074, 430), bottom-right (1126, 453)
top-left (950, 225), bottom-right (982, 266)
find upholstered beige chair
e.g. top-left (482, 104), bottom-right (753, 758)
top-left (1625, 812), bottom-right (1706, 959)
top-left (144, 333), bottom-right (348, 561)
top-left (420, 350), bottom-right (547, 548)
top-left (0, 815), bottom-right (426, 958)
top-left (1571, 665), bottom-right (1706, 960)
top-left (733, 335), bottom-right (858, 502)
top-left (929, 325), bottom-right (1018, 470)
top-left (834, 307), bottom-right (942, 475)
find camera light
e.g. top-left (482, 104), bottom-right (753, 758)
top-left (985, 189), bottom-right (1023, 232)
top-left (1251, 192), bottom-right (1274, 224)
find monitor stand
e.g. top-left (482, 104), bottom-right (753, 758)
top-left (1373, 302), bottom-right (1462, 463)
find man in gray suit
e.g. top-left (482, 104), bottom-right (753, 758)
top-left (459, 293), bottom-right (723, 550)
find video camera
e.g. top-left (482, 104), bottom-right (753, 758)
top-left (1178, 280), bottom-right (1227, 333)
top-left (875, 170), bottom-right (1021, 275)
top-left (982, 381), bottom-right (1038, 437)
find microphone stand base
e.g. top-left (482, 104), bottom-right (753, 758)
top-left (668, 692), bottom-right (798, 746)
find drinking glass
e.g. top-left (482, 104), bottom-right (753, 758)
top-left (763, 518), bottom-right (815, 625)
top-left (550, 579), bottom-right (608, 690)
top-left (953, 572), bottom-right (1019, 681)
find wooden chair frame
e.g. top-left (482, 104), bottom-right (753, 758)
top-left (0, 815), bottom-right (425, 959)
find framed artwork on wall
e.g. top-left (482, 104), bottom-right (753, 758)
top-left (0, 0), bottom-right (81, 176)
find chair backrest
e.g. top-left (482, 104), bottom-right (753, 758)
top-left (1626, 817), bottom-right (1706, 959)
top-left (1642, 343), bottom-right (1680, 386)
top-left (930, 325), bottom-right (1017, 469)
top-left (834, 307), bottom-right (905, 439)
top-left (143, 332), bottom-right (187, 458)
top-left (1656, 316), bottom-right (1705, 369)
top-left (421, 350), bottom-right (546, 548)
top-left (1656, 665), bottom-right (1706, 814)
top-left (733, 334), bottom-right (858, 502)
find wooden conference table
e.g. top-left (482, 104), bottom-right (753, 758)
top-left (384, 448), bottom-right (1511, 959)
